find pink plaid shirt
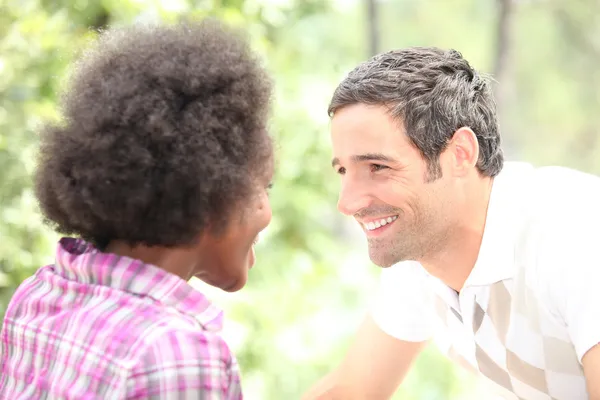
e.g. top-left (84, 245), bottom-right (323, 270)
top-left (0, 238), bottom-right (242, 399)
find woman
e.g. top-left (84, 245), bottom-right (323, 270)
top-left (0, 19), bottom-right (273, 399)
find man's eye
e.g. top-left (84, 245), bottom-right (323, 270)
top-left (336, 167), bottom-right (346, 175)
top-left (371, 164), bottom-right (388, 172)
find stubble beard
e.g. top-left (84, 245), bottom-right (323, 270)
top-left (367, 210), bottom-right (442, 268)
top-left (367, 226), bottom-right (424, 267)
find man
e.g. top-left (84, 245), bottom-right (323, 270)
top-left (304, 47), bottom-right (600, 400)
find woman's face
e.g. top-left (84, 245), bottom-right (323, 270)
top-left (194, 179), bottom-right (273, 292)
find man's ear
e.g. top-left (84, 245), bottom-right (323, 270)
top-left (444, 127), bottom-right (479, 177)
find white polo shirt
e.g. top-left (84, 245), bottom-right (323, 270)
top-left (371, 162), bottom-right (600, 400)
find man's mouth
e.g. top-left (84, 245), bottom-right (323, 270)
top-left (362, 215), bottom-right (398, 231)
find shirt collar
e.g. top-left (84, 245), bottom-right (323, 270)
top-left (52, 237), bottom-right (223, 331)
top-left (462, 162), bottom-right (533, 288)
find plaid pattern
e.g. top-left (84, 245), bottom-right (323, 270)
top-left (433, 264), bottom-right (587, 400)
top-left (0, 238), bottom-right (242, 399)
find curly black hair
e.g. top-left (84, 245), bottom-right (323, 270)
top-left (34, 19), bottom-right (274, 250)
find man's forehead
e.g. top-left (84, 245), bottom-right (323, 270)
top-left (331, 109), bottom-right (409, 143)
top-left (329, 104), bottom-right (414, 165)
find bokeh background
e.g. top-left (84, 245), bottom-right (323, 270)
top-left (1, 0), bottom-right (599, 398)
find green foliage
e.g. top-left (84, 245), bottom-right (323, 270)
top-left (0, 0), bottom-right (72, 315)
top-left (1, 0), bottom-right (599, 398)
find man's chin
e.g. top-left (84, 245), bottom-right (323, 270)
top-left (371, 260), bottom-right (396, 268)
top-left (368, 254), bottom-right (396, 268)
top-left (368, 248), bottom-right (406, 268)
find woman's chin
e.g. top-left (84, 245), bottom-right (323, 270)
top-left (195, 272), bottom-right (245, 293)
top-left (216, 276), bottom-right (247, 292)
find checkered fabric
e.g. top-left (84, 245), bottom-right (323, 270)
top-left (434, 264), bottom-right (587, 400)
top-left (0, 238), bottom-right (242, 399)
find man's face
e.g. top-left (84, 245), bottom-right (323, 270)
top-left (331, 104), bottom-right (453, 267)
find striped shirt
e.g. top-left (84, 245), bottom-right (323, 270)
top-left (0, 237), bottom-right (242, 399)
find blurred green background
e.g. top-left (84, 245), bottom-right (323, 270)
top-left (1, 0), bottom-right (599, 398)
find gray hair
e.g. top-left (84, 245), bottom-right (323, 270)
top-left (328, 47), bottom-right (503, 180)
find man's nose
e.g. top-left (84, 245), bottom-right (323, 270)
top-left (337, 178), bottom-right (372, 216)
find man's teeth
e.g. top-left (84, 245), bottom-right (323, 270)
top-left (365, 216), bottom-right (398, 231)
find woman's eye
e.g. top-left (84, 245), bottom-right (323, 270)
top-left (336, 167), bottom-right (346, 175)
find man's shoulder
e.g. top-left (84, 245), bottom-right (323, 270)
top-left (500, 162), bottom-right (600, 197)
top-left (494, 163), bottom-right (600, 274)
top-left (530, 164), bottom-right (600, 193)
top-left (504, 163), bottom-right (600, 236)
top-left (529, 166), bottom-right (600, 232)
top-left (508, 164), bottom-right (600, 283)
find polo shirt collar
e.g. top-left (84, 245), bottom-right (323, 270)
top-left (462, 162), bottom-right (533, 288)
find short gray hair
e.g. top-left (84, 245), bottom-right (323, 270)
top-left (328, 47), bottom-right (503, 180)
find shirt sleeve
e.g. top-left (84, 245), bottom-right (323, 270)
top-left (539, 221), bottom-right (600, 363)
top-left (370, 261), bottom-right (434, 342)
top-left (126, 328), bottom-right (241, 399)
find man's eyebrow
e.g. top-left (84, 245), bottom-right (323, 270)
top-left (331, 153), bottom-right (397, 168)
top-left (353, 153), bottom-right (397, 163)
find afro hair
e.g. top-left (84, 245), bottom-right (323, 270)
top-left (34, 19), bottom-right (274, 250)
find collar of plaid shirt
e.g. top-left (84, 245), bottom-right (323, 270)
top-left (55, 237), bottom-right (224, 332)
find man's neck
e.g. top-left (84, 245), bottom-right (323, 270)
top-left (419, 176), bottom-right (494, 292)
